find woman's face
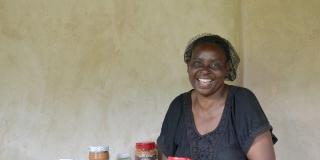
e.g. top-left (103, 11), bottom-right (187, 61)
top-left (187, 43), bottom-right (228, 96)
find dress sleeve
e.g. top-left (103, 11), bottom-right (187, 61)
top-left (233, 88), bottom-right (278, 154)
top-left (157, 94), bottom-right (184, 157)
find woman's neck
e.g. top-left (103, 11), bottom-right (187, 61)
top-left (193, 85), bottom-right (229, 110)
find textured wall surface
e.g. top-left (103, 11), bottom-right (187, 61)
top-left (0, 1), bottom-right (240, 159)
top-left (241, 0), bottom-right (320, 159)
top-left (3, 0), bottom-right (318, 159)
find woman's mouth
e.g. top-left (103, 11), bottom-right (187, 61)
top-left (197, 78), bottom-right (214, 88)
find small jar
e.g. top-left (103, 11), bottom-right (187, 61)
top-left (168, 157), bottom-right (192, 160)
top-left (88, 146), bottom-right (109, 160)
top-left (135, 141), bottom-right (158, 160)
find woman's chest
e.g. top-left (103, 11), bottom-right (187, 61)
top-left (192, 106), bottom-right (224, 136)
top-left (174, 114), bottom-right (247, 160)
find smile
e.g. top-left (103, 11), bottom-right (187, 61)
top-left (197, 78), bottom-right (215, 88)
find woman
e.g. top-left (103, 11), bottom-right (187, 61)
top-left (157, 34), bottom-right (277, 160)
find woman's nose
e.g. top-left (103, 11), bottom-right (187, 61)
top-left (199, 66), bottom-right (211, 74)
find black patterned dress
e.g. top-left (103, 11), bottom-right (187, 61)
top-left (157, 85), bottom-right (277, 160)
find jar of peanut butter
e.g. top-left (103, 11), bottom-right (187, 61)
top-left (135, 141), bottom-right (158, 160)
top-left (88, 146), bottom-right (109, 160)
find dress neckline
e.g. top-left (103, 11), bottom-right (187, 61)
top-left (186, 85), bottom-right (234, 137)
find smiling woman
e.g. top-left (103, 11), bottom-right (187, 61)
top-left (157, 34), bottom-right (277, 160)
top-left (187, 42), bottom-right (229, 97)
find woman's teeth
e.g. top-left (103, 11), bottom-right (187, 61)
top-left (198, 78), bottom-right (214, 87)
top-left (198, 78), bottom-right (212, 83)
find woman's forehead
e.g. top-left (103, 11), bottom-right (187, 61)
top-left (191, 43), bottom-right (226, 60)
top-left (193, 42), bottom-right (224, 52)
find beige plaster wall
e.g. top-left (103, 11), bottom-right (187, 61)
top-left (241, 0), bottom-right (320, 159)
top-left (0, 1), bottom-right (241, 159)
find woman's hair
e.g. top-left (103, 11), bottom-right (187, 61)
top-left (184, 33), bottom-right (240, 81)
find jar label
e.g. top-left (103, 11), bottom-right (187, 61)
top-left (135, 155), bottom-right (158, 160)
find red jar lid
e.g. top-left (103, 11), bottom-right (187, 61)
top-left (168, 156), bottom-right (192, 160)
top-left (136, 141), bottom-right (156, 150)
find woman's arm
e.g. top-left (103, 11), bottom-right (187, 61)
top-left (247, 131), bottom-right (276, 160)
top-left (159, 152), bottom-right (167, 160)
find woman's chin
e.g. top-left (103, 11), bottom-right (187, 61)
top-left (193, 83), bottom-right (225, 97)
top-left (194, 88), bottom-right (214, 97)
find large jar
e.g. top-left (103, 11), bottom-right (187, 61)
top-left (168, 157), bottom-right (191, 160)
top-left (88, 146), bottom-right (109, 160)
top-left (135, 141), bottom-right (158, 160)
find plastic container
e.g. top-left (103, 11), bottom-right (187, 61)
top-left (168, 157), bottom-right (192, 160)
top-left (88, 146), bottom-right (109, 160)
top-left (135, 141), bottom-right (158, 160)
top-left (117, 152), bottom-right (131, 160)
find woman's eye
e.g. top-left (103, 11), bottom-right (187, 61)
top-left (191, 62), bottom-right (202, 68)
top-left (210, 63), bottom-right (223, 70)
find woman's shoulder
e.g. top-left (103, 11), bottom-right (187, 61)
top-left (229, 85), bottom-right (263, 113)
top-left (229, 85), bottom-right (257, 99)
top-left (166, 90), bottom-right (191, 114)
top-left (170, 90), bottom-right (192, 105)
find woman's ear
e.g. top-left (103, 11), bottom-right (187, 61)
top-left (227, 62), bottom-right (232, 71)
top-left (224, 62), bottom-right (231, 79)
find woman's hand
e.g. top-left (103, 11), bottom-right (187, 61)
top-left (247, 131), bottom-right (276, 160)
